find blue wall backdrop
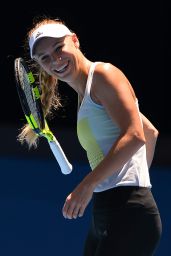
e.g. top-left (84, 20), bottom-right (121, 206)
top-left (0, 156), bottom-right (170, 256)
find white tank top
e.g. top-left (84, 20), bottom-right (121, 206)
top-left (77, 62), bottom-right (152, 192)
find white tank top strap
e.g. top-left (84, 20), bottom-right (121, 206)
top-left (77, 62), bottom-right (101, 112)
top-left (85, 62), bottom-right (100, 96)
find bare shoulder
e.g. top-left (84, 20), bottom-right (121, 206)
top-left (92, 62), bottom-right (136, 103)
top-left (95, 62), bottom-right (121, 75)
top-left (91, 62), bottom-right (136, 104)
top-left (94, 62), bottom-right (128, 88)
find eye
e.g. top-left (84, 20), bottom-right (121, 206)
top-left (55, 45), bottom-right (62, 53)
top-left (40, 55), bottom-right (50, 63)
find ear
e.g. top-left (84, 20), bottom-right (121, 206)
top-left (72, 33), bottom-right (80, 48)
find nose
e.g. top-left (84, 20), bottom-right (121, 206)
top-left (51, 54), bottom-right (62, 64)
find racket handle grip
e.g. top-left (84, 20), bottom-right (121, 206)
top-left (48, 139), bottom-right (73, 175)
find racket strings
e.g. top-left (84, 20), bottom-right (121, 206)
top-left (19, 63), bottom-right (41, 128)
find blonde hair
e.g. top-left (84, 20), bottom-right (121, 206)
top-left (18, 17), bottom-right (64, 149)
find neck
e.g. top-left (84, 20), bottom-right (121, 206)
top-left (68, 55), bottom-right (93, 98)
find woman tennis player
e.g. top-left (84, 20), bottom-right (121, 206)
top-left (19, 17), bottom-right (162, 255)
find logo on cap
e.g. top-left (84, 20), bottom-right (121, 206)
top-left (35, 31), bottom-right (43, 39)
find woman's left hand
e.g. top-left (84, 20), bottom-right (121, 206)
top-left (62, 180), bottom-right (94, 219)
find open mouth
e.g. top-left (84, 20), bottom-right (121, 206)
top-left (55, 62), bottom-right (69, 74)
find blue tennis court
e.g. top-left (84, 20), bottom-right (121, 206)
top-left (0, 157), bottom-right (170, 255)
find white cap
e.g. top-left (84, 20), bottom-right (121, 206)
top-left (29, 23), bottom-right (72, 58)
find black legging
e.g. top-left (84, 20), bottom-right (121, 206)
top-left (83, 186), bottom-right (162, 256)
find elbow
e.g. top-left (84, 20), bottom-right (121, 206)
top-left (133, 131), bottom-right (146, 147)
top-left (148, 126), bottom-right (159, 139)
top-left (154, 128), bottom-right (159, 139)
top-left (123, 129), bottom-right (146, 148)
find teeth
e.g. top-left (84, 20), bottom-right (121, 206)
top-left (57, 63), bottom-right (68, 72)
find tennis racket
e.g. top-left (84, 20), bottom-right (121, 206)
top-left (14, 57), bottom-right (72, 175)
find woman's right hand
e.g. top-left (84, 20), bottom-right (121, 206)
top-left (62, 176), bottom-right (95, 219)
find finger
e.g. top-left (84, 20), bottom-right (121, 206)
top-left (72, 204), bottom-right (82, 219)
top-left (63, 200), bottom-right (76, 219)
top-left (66, 203), bottom-right (76, 219)
top-left (78, 204), bottom-right (86, 217)
top-left (62, 201), bottom-right (69, 218)
top-left (62, 194), bottom-right (72, 218)
top-left (62, 197), bottom-right (71, 218)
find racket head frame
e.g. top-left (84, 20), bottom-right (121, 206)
top-left (14, 57), bottom-right (45, 135)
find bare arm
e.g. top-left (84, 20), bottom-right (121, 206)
top-left (141, 113), bottom-right (159, 168)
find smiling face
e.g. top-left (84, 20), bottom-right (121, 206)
top-left (33, 34), bottom-right (80, 82)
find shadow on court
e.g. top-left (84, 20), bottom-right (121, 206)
top-left (0, 157), bottom-right (170, 256)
